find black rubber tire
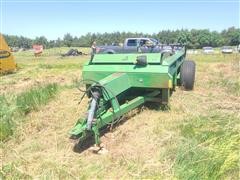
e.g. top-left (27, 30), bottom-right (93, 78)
top-left (107, 51), bottom-right (114, 54)
top-left (180, 60), bottom-right (196, 90)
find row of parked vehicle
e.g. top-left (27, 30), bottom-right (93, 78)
top-left (97, 38), bottom-right (239, 55)
top-left (97, 38), bottom-right (185, 54)
top-left (203, 45), bottom-right (240, 54)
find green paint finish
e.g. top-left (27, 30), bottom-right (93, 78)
top-left (83, 64), bottom-right (172, 88)
top-left (70, 95), bottom-right (146, 145)
top-left (98, 72), bottom-right (131, 100)
top-left (92, 53), bottom-right (162, 64)
top-left (92, 50), bottom-right (185, 65)
top-left (162, 51), bottom-right (185, 66)
top-left (98, 95), bottom-right (145, 127)
top-left (70, 49), bottom-right (187, 146)
top-left (70, 118), bottom-right (86, 136)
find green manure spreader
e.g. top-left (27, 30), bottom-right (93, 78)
top-left (70, 48), bottom-right (195, 150)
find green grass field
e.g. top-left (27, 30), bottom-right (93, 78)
top-left (0, 48), bottom-right (239, 179)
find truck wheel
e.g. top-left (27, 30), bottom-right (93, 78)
top-left (105, 50), bottom-right (115, 54)
top-left (180, 60), bottom-right (196, 90)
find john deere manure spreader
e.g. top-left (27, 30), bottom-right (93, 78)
top-left (70, 47), bottom-right (195, 149)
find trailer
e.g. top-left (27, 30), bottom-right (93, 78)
top-left (70, 47), bottom-right (195, 151)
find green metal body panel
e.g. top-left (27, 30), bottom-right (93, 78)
top-left (83, 66), bottom-right (171, 88)
top-left (98, 73), bottom-right (131, 100)
top-left (70, 49), bottom-right (186, 147)
top-left (92, 53), bottom-right (162, 64)
top-left (84, 51), bottom-right (184, 89)
top-left (92, 51), bottom-right (183, 65)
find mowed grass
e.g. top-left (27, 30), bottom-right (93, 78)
top-left (0, 83), bottom-right (59, 141)
top-left (0, 47), bottom-right (87, 141)
top-left (173, 53), bottom-right (240, 179)
top-left (0, 51), bottom-right (239, 179)
top-left (0, 47), bottom-right (89, 95)
top-left (175, 113), bottom-right (239, 179)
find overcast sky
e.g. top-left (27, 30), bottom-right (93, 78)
top-left (1, 0), bottom-right (239, 40)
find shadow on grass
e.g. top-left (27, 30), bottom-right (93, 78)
top-left (71, 102), bottom-right (170, 153)
top-left (144, 102), bottom-right (170, 111)
top-left (72, 135), bottom-right (96, 153)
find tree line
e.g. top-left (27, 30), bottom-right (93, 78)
top-left (3, 27), bottom-right (240, 49)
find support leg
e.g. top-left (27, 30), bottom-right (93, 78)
top-left (162, 89), bottom-right (170, 105)
top-left (92, 126), bottom-right (100, 145)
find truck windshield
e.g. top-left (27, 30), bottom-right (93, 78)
top-left (150, 38), bottom-right (158, 45)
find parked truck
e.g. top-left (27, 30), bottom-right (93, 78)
top-left (98, 38), bottom-right (165, 54)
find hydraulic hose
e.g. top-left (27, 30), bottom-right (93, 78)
top-left (86, 91), bottom-right (100, 130)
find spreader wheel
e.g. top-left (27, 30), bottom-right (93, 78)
top-left (180, 60), bottom-right (196, 90)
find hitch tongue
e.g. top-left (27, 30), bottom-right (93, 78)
top-left (87, 91), bottom-right (100, 130)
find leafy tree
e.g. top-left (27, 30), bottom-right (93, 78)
top-left (63, 33), bottom-right (73, 47)
top-left (71, 36), bottom-right (81, 47)
top-left (33, 36), bottom-right (48, 48)
top-left (3, 27), bottom-right (240, 49)
top-left (55, 38), bottom-right (63, 47)
top-left (223, 27), bottom-right (240, 45)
